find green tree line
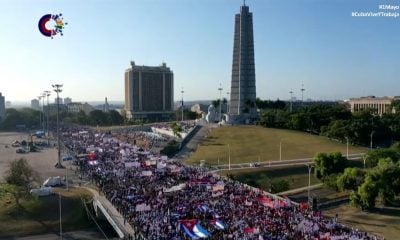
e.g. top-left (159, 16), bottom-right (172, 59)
top-left (257, 101), bottom-right (400, 147)
top-left (313, 143), bottom-right (400, 210)
top-left (0, 108), bottom-right (126, 130)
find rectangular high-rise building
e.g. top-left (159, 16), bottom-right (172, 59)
top-left (0, 93), bottom-right (5, 121)
top-left (31, 99), bottom-right (40, 110)
top-left (229, 4), bottom-right (256, 117)
top-left (124, 61), bottom-right (174, 121)
top-left (54, 97), bottom-right (63, 105)
top-left (64, 97), bottom-right (72, 104)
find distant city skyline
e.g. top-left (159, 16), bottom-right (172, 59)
top-left (1, 0), bottom-right (399, 103)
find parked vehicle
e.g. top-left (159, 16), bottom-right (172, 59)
top-left (30, 187), bottom-right (53, 197)
top-left (62, 155), bottom-right (73, 161)
top-left (34, 131), bottom-right (45, 138)
top-left (43, 176), bottom-right (63, 187)
top-left (16, 148), bottom-right (28, 154)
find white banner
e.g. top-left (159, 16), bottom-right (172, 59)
top-left (163, 183), bottom-right (186, 193)
top-left (125, 162), bottom-right (140, 168)
top-left (135, 203), bottom-right (151, 212)
top-left (212, 191), bottom-right (223, 197)
top-left (141, 170), bottom-right (153, 176)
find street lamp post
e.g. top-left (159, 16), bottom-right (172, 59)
top-left (345, 136), bottom-right (349, 159)
top-left (53, 84), bottom-right (63, 168)
top-left (44, 91), bottom-right (51, 145)
top-left (363, 155), bottom-right (366, 169)
top-left (59, 193), bottom-right (63, 239)
top-left (218, 84), bottom-right (223, 123)
top-left (37, 96), bottom-right (42, 130)
top-left (306, 164), bottom-right (313, 204)
top-left (181, 88), bottom-right (184, 122)
top-left (41, 93), bottom-right (46, 133)
top-left (370, 131), bottom-right (375, 150)
top-left (228, 144), bottom-right (231, 171)
top-left (226, 92), bottom-right (230, 114)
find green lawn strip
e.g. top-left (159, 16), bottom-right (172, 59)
top-left (224, 166), bottom-right (321, 193)
top-left (186, 126), bottom-right (366, 165)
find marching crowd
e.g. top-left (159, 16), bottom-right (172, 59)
top-left (62, 125), bottom-right (381, 240)
top-left (152, 121), bottom-right (197, 134)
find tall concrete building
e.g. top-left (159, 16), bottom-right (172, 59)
top-left (31, 99), bottom-right (40, 110)
top-left (64, 97), bottom-right (72, 104)
top-left (54, 97), bottom-right (63, 105)
top-left (229, 3), bottom-right (256, 118)
top-left (0, 93), bottom-right (5, 121)
top-left (66, 102), bottom-right (94, 115)
top-left (124, 61), bottom-right (174, 121)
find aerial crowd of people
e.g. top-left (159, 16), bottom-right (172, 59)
top-left (61, 123), bottom-right (381, 240)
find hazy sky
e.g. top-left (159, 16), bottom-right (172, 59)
top-left (0, 0), bottom-right (399, 103)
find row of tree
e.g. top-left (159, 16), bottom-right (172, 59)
top-left (258, 104), bottom-right (400, 147)
top-left (0, 108), bottom-right (127, 130)
top-left (0, 107), bottom-right (205, 130)
top-left (313, 143), bottom-right (400, 210)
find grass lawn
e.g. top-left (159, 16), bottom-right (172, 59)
top-left (0, 187), bottom-right (95, 238)
top-left (186, 126), bottom-right (366, 165)
top-left (224, 166), bottom-right (321, 193)
top-left (324, 204), bottom-right (400, 240)
top-left (288, 186), bottom-right (350, 204)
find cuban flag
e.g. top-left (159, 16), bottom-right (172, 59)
top-left (257, 196), bottom-right (274, 208)
top-left (210, 219), bottom-right (226, 230)
top-left (179, 219), bottom-right (210, 239)
top-left (244, 227), bottom-right (255, 234)
top-left (198, 204), bottom-right (209, 213)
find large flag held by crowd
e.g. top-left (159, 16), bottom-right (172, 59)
top-left (179, 219), bottom-right (210, 239)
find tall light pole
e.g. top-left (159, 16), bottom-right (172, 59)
top-left (363, 155), bottom-right (366, 169)
top-left (37, 96), bottom-right (42, 130)
top-left (301, 84), bottom-right (305, 106)
top-left (44, 91), bottom-right (51, 142)
top-left (218, 84), bottom-right (223, 122)
top-left (289, 90), bottom-right (293, 112)
top-left (370, 131), bottom-right (375, 150)
top-left (181, 88), bottom-right (184, 122)
top-left (306, 164), bottom-right (313, 204)
top-left (228, 144), bottom-right (231, 171)
top-left (226, 92), bottom-right (230, 114)
top-left (41, 93), bottom-right (46, 133)
top-left (53, 84), bottom-right (63, 168)
top-left (345, 136), bottom-right (349, 159)
top-left (59, 193), bottom-right (63, 239)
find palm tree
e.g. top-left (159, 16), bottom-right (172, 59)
top-left (171, 122), bottom-right (182, 138)
top-left (222, 98), bottom-right (228, 113)
top-left (212, 99), bottom-right (221, 108)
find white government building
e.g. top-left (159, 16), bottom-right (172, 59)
top-left (348, 96), bottom-right (399, 116)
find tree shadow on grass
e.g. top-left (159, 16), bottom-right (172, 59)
top-left (343, 219), bottom-right (387, 228)
top-left (370, 207), bottom-right (400, 218)
top-left (201, 143), bottom-right (225, 146)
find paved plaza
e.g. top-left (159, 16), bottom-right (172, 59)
top-left (0, 132), bottom-right (69, 182)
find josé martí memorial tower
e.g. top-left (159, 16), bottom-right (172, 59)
top-left (228, 1), bottom-right (257, 123)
